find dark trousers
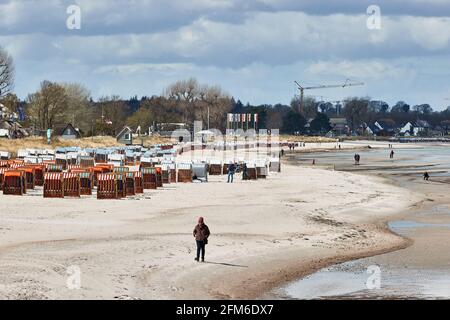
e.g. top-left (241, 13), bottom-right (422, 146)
top-left (196, 240), bottom-right (205, 260)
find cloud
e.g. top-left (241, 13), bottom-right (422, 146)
top-left (1, 0), bottom-right (450, 37)
top-left (1, 0), bottom-right (450, 109)
top-left (305, 60), bottom-right (414, 80)
top-left (4, 12), bottom-right (450, 68)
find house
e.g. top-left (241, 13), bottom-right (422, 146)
top-left (0, 119), bottom-right (29, 138)
top-left (364, 123), bottom-right (380, 136)
top-left (413, 120), bottom-right (431, 136)
top-left (60, 123), bottom-right (81, 139)
top-left (399, 121), bottom-right (431, 136)
top-left (429, 126), bottom-right (445, 137)
top-left (116, 126), bottom-right (133, 145)
top-left (329, 117), bottom-right (350, 136)
top-left (0, 103), bottom-right (19, 121)
top-left (374, 120), bottom-right (396, 136)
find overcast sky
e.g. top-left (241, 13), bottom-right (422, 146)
top-left (1, 0), bottom-right (450, 109)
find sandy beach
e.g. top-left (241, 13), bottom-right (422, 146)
top-left (0, 145), bottom-right (422, 299)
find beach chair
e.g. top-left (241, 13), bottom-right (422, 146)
top-left (46, 164), bottom-right (64, 173)
top-left (0, 168), bottom-right (7, 190)
top-left (114, 173), bottom-right (127, 198)
top-left (18, 167), bottom-right (36, 189)
top-left (141, 167), bottom-right (157, 189)
top-left (63, 172), bottom-right (81, 198)
top-left (177, 163), bottom-right (193, 183)
top-left (97, 174), bottom-right (118, 199)
top-left (208, 160), bottom-right (222, 175)
top-left (246, 163), bottom-right (258, 180)
top-left (78, 172), bottom-right (93, 195)
top-left (43, 173), bottom-right (64, 198)
top-left (125, 172), bottom-right (136, 196)
top-left (134, 171), bottom-right (144, 194)
top-left (3, 170), bottom-right (26, 195)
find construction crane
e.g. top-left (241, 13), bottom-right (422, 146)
top-left (294, 79), bottom-right (364, 114)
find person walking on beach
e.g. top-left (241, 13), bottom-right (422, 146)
top-left (354, 153), bottom-right (360, 165)
top-left (423, 172), bottom-right (430, 181)
top-left (193, 217), bottom-right (210, 262)
top-left (390, 150), bottom-right (395, 159)
top-left (227, 162), bottom-right (236, 183)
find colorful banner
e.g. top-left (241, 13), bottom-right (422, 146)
top-left (227, 113), bottom-right (259, 129)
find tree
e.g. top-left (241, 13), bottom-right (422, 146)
top-left (290, 96), bottom-right (317, 119)
top-left (126, 106), bottom-right (152, 131)
top-left (368, 100), bottom-right (389, 113)
top-left (343, 97), bottom-right (370, 131)
top-left (391, 101), bottom-right (410, 113)
top-left (318, 102), bottom-right (336, 115)
top-left (27, 81), bottom-right (68, 131)
top-left (0, 47), bottom-right (14, 98)
top-left (310, 112), bottom-right (332, 134)
top-left (267, 104), bottom-right (290, 129)
top-left (165, 78), bottom-right (232, 130)
top-left (413, 104), bottom-right (433, 115)
top-left (95, 96), bottom-right (128, 136)
top-left (62, 83), bottom-right (92, 135)
top-left (281, 110), bottom-right (307, 134)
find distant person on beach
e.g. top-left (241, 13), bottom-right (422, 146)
top-left (242, 163), bottom-right (249, 180)
top-left (390, 150), bottom-right (395, 159)
top-left (423, 172), bottom-right (430, 181)
top-left (193, 217), bottom-right (210, 262)
top-left (354, 154), bottom-right (360, 165)
top-left (227, 162), bottom-right (236, 183)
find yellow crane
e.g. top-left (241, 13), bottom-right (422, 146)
top-left (294, 79), bottom-right (364, 114)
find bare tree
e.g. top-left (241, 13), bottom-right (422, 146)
top-left (0, 47), bottom-right (14, 98)
top-left (62, 83), bottom-right (93, 134)
top-left (343, 97), bottom-right (370, 131)
top-left (27, 81), bottom-right (68, 131)
top-left (165, 78), bottom-right (199, 103)
top-left (165, 78), bottom-right (232, 129)
top-left (291, 95), bottom-right (317, 119)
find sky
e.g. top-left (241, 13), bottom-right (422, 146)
top-left (1, 0), bottom-right (450, 109)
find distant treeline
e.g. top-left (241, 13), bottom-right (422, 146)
top-left (2, 78), bottom-right (450, 136)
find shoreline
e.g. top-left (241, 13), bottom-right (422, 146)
top-left (267, 145), bottom-right (450, 300)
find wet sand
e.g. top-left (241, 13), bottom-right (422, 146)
top-left (275, 144), bottom-right (450, 299)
